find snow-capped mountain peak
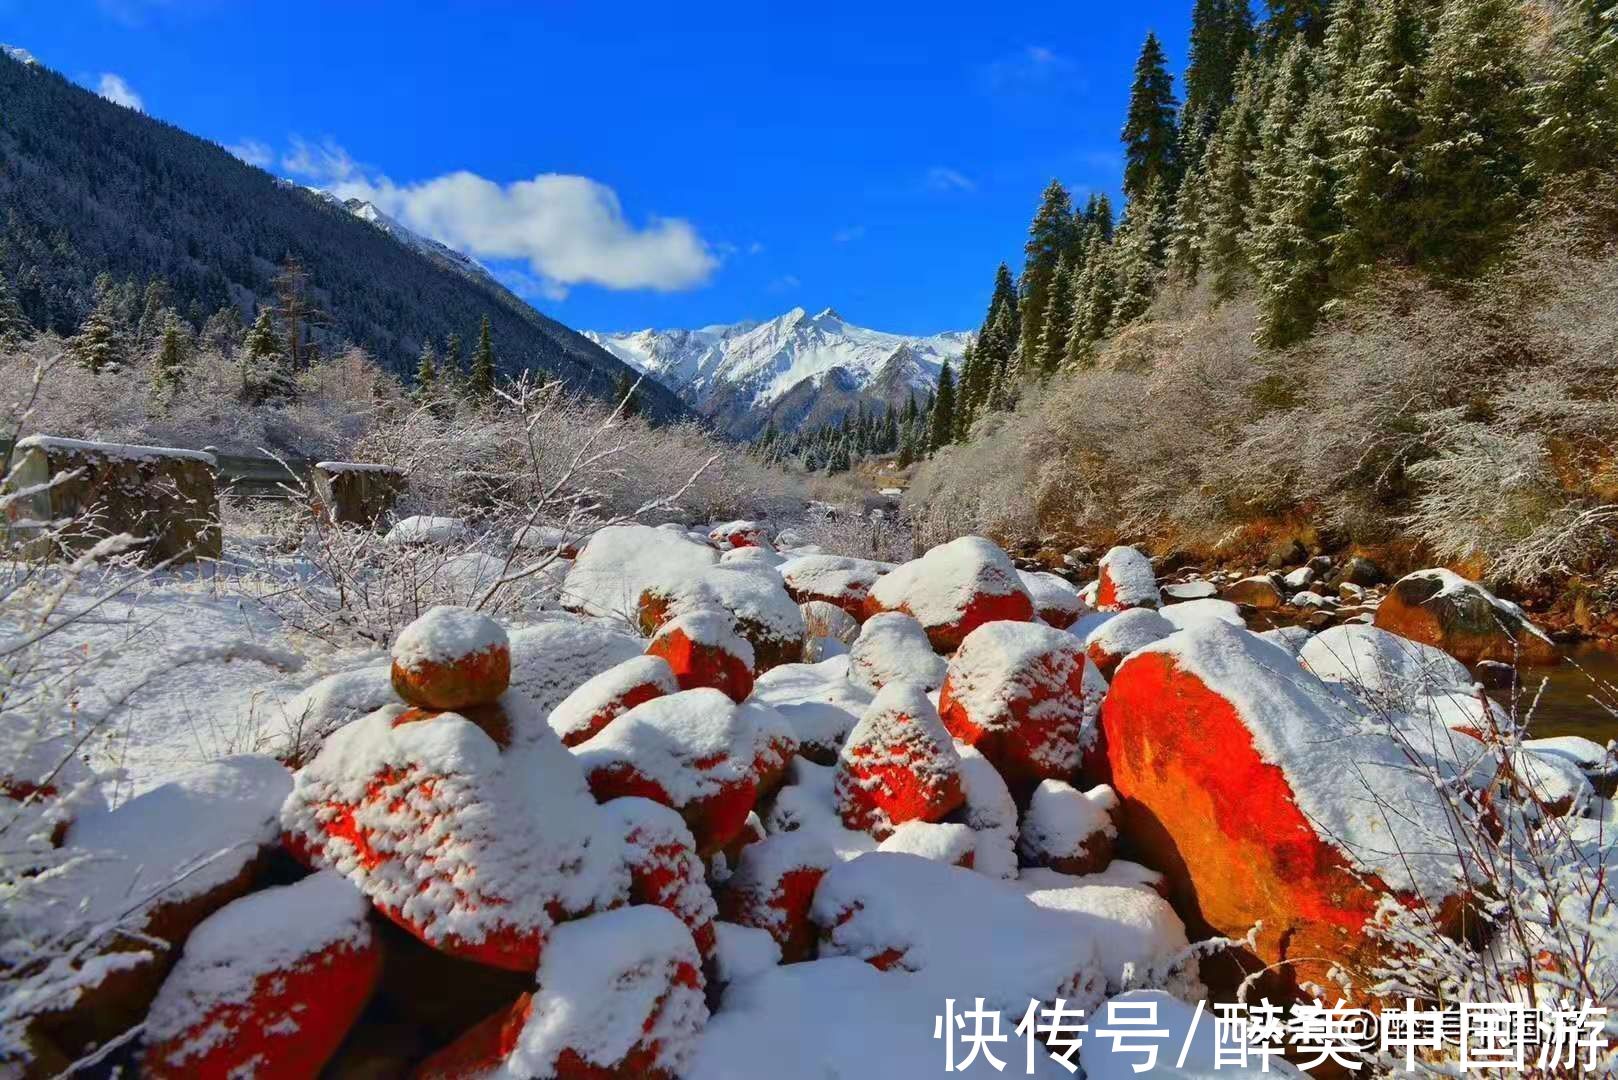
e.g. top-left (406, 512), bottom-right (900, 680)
top-left (586, 308), bottom-right (971, 438)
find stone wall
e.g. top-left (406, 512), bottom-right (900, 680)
top-left (312, 462), bottom-right (406, 527)
top-left (5, 436), bottom-right (222, 563)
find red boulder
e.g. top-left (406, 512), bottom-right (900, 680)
top-left (834, 682), bottom-right (965, 838)
top-left (938, 621), bottom-right (1108, 802)
top-left (646, 610), bottom-right (757, 702)
top-left (143, 871), bottom-right (380, 1079)
top-left (546, 655), bottom-right (678, 747)
top-left (862, 536), bottom-right (1033, 653)
top-left (390, 606), bottom-right (511, 711)
top-left (575, 688), bottom-right (760, 856)
top-left (415, 906), bottom-right (707, 1080)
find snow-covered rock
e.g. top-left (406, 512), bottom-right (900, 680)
top-left (1018, 569), bottom-right (1087, 629)
top-left (390, 605), bottom-right (510, 711)
top-left (1095, 546), bottom-right (1160, 611)
top-left (1101, 620), bottom-right (1476, 999)
top-left (779, 553), bottom-right (889, 617)
top-left (417, 905), bottom-right (707, 1079)
top-left (562, 524), bottom-right (719, 624)
top-left (142, 871), bottom-right (379, 1079)
top-left (575, 688), bottom-right (759, 856)
top-left (1017, 780), bottom-right (1119, 876)
top-left (1083, 606), bottom-right (1175, 679)
top-left (1299, 623), bottom-right (1476, 712)
top-left (281, 692), bottom-right (628, 970)
top-left (864, 536), bottom-right (1033, 652)
top-left (811, 853), bottom-right (1106, 1016)
top-left (507, 616), bottom-right (646, 713)
top-left (939, 621), bottom-right (1108, 799)
top-left (835, 682), bottom-right (965, 838)
top-left (848, 611), bottom-right (948, 693)
top-left (546, 654), bottom-right (679, 747)
top-left (717, 830), bottom-right (837, 962)
top-left (384, 515), bottom-right (468, 546)
top-left (646, 609), bottom-right (757, 702)
top-left (1374, 567), bottom-right (1558, 665)
top-left (749, 655), bottom-right (871, 761)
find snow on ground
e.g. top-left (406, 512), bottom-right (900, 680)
top-left (17, 518), bottom-right (1616, 1076)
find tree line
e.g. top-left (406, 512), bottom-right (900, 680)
top-left (930, 0), bottom-right (1618, 451)
top-left (27, 254), bottom-right (503, 409)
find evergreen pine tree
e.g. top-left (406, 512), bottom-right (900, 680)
top-left (467, 315), bottom-right (497, 402)
top-left (1088, 193), bottom-right (1116, 241)
top-left (1068, 232), bottom-right (1119, 357)
top-left (1202, 59), bottom-right (1264, 297)
top-left (0, 270), bottom-right (29, 343)
top-left (71, 294), bottom-right (126, 373)
top-left (955, 341), bottom-right (980, 429)
top-left (152, 309), bottom-right (189, 395)
top-left (982, 304), bottom-right (1018, 410)
top-left (1017, 180), bottom-right (1077, 370)
top-left (1411, 0), bottom-right (1532, 275)
top-left (1330, 0), bottom-right (1428, 275)
top-left (1530, 0), bottom-right (1618, 178)
top-left (1110, 180), bottom-right (1173, 331)
top-left (1251, 94), bottom-right (1340, 346)
top-left (441, 333), bottom-right (464, 391)
top-left (1182, 0), bottom-right (1258, 161)
top-left (136, 279), bottom-right (169, 349)
top-left (415, 341), bottom-right (439, 398)
top-left (201, 305), bottom-right (244, 357)
top-left (241, 308), bottom-right (290, 403)
top-left (930, 362), bottom-right (957, 451)
top-left (1038, 255), bottom-right (1076, 374)
top-left (1167, 151), bottom-right (1212, 281)
top-left (1122, 33), bottom-right (1182, 202)
top-left (1263, 0), bottom-right (1332, 52)
top-left (979, 263), bottom-right (1021, 344)
top-left (1249, 40), bottom-right (1320, 255)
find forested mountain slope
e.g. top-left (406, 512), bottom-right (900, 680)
top-left (0, 52), bottom-right (686, 418)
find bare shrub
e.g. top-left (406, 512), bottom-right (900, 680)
top-left (905, 204), bottom-right (1618, 583)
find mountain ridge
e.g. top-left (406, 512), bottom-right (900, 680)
top-left (587, 307), bottom-right (970, 438)
top-left (0, 51), bottom-right (686, 420)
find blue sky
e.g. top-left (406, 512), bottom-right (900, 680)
top-left (3, 0), bottom-right (1192, 335)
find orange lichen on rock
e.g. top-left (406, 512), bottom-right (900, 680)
top-left (390, 606), bottom-right (512, 711)
top-left (646, 610), bottom-right (757, 702)
top-left (1101, 622), bottom-right (1472, 1001)
top-left (718, 831), bottom-right (837, 963)
top-left (938, 621), bottom-right (1108, 802)
top-left (834, 682), bottom-right (965, 837)
top-left (1374, 568), bottom-right (1559, 665)
top-left (142, 872), bottom-right (380, 1080)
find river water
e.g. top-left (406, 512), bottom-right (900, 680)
top-left (1509, 642), bottom-right (1618, 743)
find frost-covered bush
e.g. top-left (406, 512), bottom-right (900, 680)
top-left (0, 335), bottom-right (387, 460)
top-left (905, 206), bottom-right (1618, 583)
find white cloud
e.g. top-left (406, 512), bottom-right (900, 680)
top-left (496, 268), bottom-right (570, 302)
top-left (747, 241), bottom-right (766, 256)
top-left (832, 225), bottom-right (866, 244)
top-left (766, 274), bottom-right (801, 294)
top-left (979, 45), bottom-right (1079, 96)
top-left (926, 166), bottom-right (976, 193)
top-left (281, 135), bottom-right (360, 182)
top-left (227, 138), bottom-right (273, 168)
top-left (96, 72), bottom-right (143, 111)
top-left (282, 136), bottom-right (716, 294)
